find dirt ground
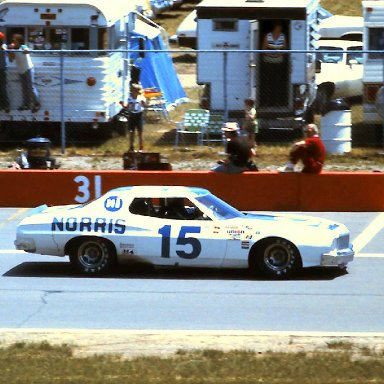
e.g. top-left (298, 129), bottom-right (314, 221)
top-left (1, 329), bottom-right (384, 358)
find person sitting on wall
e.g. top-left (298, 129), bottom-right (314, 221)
top-left (211, 122), bottom-right (257, 174)
top-left (278, 123), bottom-right (326, 174)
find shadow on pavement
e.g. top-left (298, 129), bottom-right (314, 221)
top-left (3, 261), bottom-right (348, 281)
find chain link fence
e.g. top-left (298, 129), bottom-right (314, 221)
top-left (0, 48), bottom-right (383, 151)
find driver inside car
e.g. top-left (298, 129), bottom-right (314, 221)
top-left (163, 198), bottom-right (203, 220)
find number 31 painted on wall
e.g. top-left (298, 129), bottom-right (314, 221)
top-left (158, 225), bottom-right (202, 259)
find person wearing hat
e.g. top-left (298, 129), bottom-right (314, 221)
top-left (0, 32), bottom-right (10, 113)
top-left (211, 122), bottom-right (256, 173)
top-left (278, 123), bottom-right (325, 173)
top-left (126, 83), bottom-right (147, 151)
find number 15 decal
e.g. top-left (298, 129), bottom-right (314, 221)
top-left (158, 225), bottom-right (202, 259)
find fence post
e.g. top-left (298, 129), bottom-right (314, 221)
top-left (223, 50), bottom-right (228, 121)
top-left (60, 51), bottom-right (66, 154)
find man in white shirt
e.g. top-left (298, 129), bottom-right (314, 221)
top-left (8, 34), bottom-right (40, 112)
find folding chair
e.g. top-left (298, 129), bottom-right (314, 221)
top-left (202, 113), bottom-right (226, 145)
top-left (175, 109), bottom-right (210, 146)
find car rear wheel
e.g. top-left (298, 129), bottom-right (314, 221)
top-left (69, 237), bottom-right (116, 275)
top-left (253, 238), bottom-right (301, 279)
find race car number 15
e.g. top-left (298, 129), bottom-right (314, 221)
top-left (158, 225), bottom-right (201, 259)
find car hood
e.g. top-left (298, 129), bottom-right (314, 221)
top-left (237, 212), bottom-right (343, 231)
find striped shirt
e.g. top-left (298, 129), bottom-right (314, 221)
top-left (263, 32), bottom-right (286, 63)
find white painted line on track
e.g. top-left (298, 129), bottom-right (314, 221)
top-left (1, 328), bottom-right (384, 338)
top-left (357, 253), bottom-right (384, 258)
top-left (353, 212), bottom-right (384, 253)
top-left (0, 250), bottom-right (25, 254)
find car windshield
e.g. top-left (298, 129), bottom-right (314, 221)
top-left (346, 47), bottom-right (363, 64)
top-left (317, 45), bottom-right (363, 64)
top-left (317, 46), bottom-right (343, 63)
top-left (195, 194), bottom-right (244, 220)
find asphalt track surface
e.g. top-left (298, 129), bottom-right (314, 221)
top-left (0, 209), bottom-right (383, 355)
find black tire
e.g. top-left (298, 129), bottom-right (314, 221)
top-left (69, 237), bottom-right (116, 276)
top-left (253, 238), bottom-right (301, 279)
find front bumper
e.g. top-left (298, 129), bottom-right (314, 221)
top-left (321, 249), bottom-right (354, 267)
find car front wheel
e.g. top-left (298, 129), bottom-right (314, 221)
top-left (253, 238), bottom-right (301, 279)
top-left (69, 237), bottom-right (116, 275)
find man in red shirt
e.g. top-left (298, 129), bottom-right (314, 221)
top-left (279, 124), bottom-right (325, 173)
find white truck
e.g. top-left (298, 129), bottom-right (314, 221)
top-left (0, 0), bottom-right (184, 134)
top-left (362, 0), bottom-right (384, 123)
top-left (196, 0), bottom-right (320, 133)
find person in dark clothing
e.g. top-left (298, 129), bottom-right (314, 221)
top-left (163, 198), bottom-right (202, 220)
top-left (211, 122), bottom-right (256, 173)
top-left (279, 123), bottom-right (326, 173)
top-left (0, 32), bottom-right (10, 113)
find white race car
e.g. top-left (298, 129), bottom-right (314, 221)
top-left (15, 186), bottom-right (354, 279)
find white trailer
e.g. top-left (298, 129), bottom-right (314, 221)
top-left (362, 0), bottom-right (384, 123)
top-left (0, 0), bottom-right (181, 131)
top-left (196, 0), bottom-right (320, 132)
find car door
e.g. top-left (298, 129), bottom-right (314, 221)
top-left (122, 197), bottom-right (228, 267)
top-left (147, 217), bottom-right (228, 268)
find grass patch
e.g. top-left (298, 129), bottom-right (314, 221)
top-left (1, 342), bottom-right (384, 384)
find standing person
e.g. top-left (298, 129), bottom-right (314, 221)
top-left (0, 32), bottom-right (10, 113)
top-left (242, 98), bottom-right (258, 147)
top-left (279, 123), bottom-right (326, 174)
top-left (211, 122), bottom-right (256, 174)
top-left (8, 34), bottom-right (40, 112)
top-left (127, 83), bottom-right (146, 152)
top-left (261, 21), bottom-right (287, 106)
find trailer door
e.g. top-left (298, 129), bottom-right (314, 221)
top-left (249, 20), bottom-right (259, 103)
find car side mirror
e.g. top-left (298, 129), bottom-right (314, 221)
top-left (315, 60), bottom-right (322, 73)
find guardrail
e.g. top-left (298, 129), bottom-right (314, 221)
top-left (0, 170), bottom-right (383, 211)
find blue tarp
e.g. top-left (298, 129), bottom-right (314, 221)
top-left (130, 26), bottom-right (186, 107)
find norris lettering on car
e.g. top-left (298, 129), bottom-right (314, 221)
top-left (52, 217), bottom-right (126, 234)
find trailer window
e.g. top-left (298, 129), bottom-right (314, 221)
top-left (213, 19), bottom-right (238, 32)
top-left (368, 28), bottom-right (384, 59)
top-left (25, 27), bottom-right (69, 50)
top-left (71, 28), bottom-right (89, 50)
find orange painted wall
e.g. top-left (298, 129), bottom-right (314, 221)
top-left (0, 170), bottom-right (383, 211)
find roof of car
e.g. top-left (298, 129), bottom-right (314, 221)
top-left (110, 186), bottom-right (211, 198)
top-left (317, 39), bottom-right (363, 49)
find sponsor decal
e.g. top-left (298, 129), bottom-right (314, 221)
top-left (34, 75), bottom-right (83, 87)
top-left (104, 196), bottom-right (123, 212)
top-left (241, 241), bottom-right (250, 249)
top-left (52, 217), bottom-right (126, 234)
top-left (120, 243), bottom-right (135, 254)
top-left (120, 243), bottom-right (134, 249)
